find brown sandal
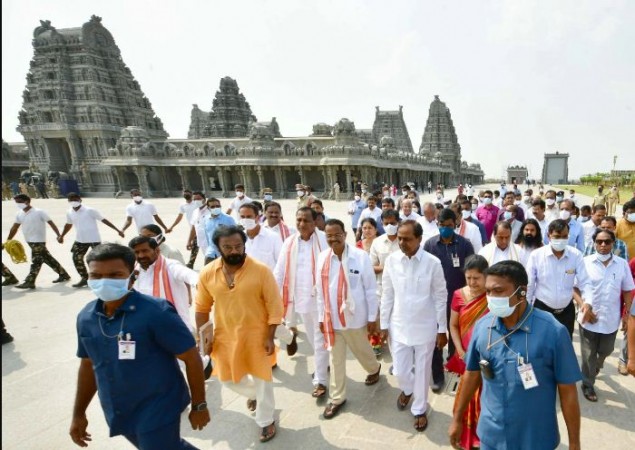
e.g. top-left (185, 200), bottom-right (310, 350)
top-left (323, 400), bottom-right (346, 419)
top-left (397, 391), bottom-right (412, 410)
top-left (414, 413), bottom-right (428, 432)
top-left (312, 384), bottom-right (327, 398)
top-left (259, 421), bottom-right (276, 442)
top-left (247, 399), bottom-right (257, 411)
top-left (365, 364), bottom-right (381, 385)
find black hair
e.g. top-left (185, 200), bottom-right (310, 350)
top-left (130, 188), bottom-right (141, 194)
top-left (360, 217), bottom-right (378, 229)
top-left (532, 199), bottom-right (545, 209)
top-left (601, 216), bottom-right (617, 227)
top-left (67, 192), bottom-right (81, 201)
top-left (464, 254), bottom-right (489, 273)
top-left (207, 197), bottom-right (221, 206)
top-left (381, 197), bottom-right (395, 207)
top-left (324, 218), bottom-right (346, 233)
top-left (438, 208), bottom-right (456, 223)
top-left (591, 204), bottom-right (606, 214)
top-left (580, 205), bottom-right (591, 214)
top-left (485, 260), bottom-right (528, 287)
top-left (592, 228), bottom-right (615, 243)
top-left (140, 224), bottom-right (163, 236)
top-left (622, 199), bottom-right (635, 214)
top-left (86, 243), bottom-right (136, 273)
top-left (238, 203), bottom-right (259, 216)
top-left (296, 206), bottom-right (317, 220)
top-left (234, 184), bottom-right (245, 190)
top-left (251, 201), bottom-right (263, 213)
top-left (192, 190), bottom-right (205, 199)
top-left (128, 235), bottom-right (159, 250)
top-left (310, 199), bottom-right (323, 207)
top-left (515, 218), bottom-right (544, 246)
top-left (13, 194), bottom-right (30, 202)
top-left (548, 219), bottom-right (569, 235)
top-left (265, 201), bottom-right (282, 212)
top-left (398, 220), bottom-right (423, 238)
top-left (381, 209), bottom-right (400, 221)
top-left (493, 221), bottom-right (512, 235)
top-left (212, 225), bottom-right (247, 250)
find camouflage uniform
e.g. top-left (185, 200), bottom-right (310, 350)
top-left (71, 241), bottom-right (100, 280)
top-left (24, 243), bottom-right (69, 285)
top-left (186, 238), bottom-right (199, 269)
top-left (2, 263), bottom-right (18, 283)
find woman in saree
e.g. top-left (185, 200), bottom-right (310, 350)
top-left (448, 254), bottom-right (489, 449)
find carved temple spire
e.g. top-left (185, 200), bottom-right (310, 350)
top-left (205, 76), bottom-right (257, 138)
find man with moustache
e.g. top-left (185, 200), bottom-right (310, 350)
top-left (263, 201), bottom-right (296, 241)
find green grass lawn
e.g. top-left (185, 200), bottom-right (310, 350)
top-left (555, 185), bottom-right (633, 202)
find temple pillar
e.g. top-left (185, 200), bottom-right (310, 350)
top-left (281, 168), bottom-right (288, 197)
top-left (159, 167), bottom-right (170, 196)
top-left (321, 166), bottom-right (331, 199)
top-left (345, 168), bottom-right (353, 196)
top-left (197, 167), bottom-right (208, 193)
top-left (216, 168), bottom-right (227, 197)
top-left (177, 167), bottom-right (188, 190)
top-left (296, 166), bottom-right (306, 187)
top-left (255, 165), bottom-right (265, 195)
top-left (135, 166), bottom-right (151, 196)
top-left (274, 167), bottom-right (284, 198)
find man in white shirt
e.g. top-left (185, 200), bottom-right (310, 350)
top-left (577, 229), bottom-right (634, 402)
top-left (316, 219), bottom-right (381, 420)
top-left (5, 194), bottom-right (69, 289)
top-left (121, 189), bottom-right (168, 234)
top-left (273, 207), bottom-right (328, 396)
top-left (167, 190), bottom-right (205, 268)
top-left (500, 204), bottom-right (523, 242)
top-left (529, 199), bottom-right (550, 239)
top-left (479, 221), bottom-right (522, 265)
top-left (582, 205), bottom-right (606, 248)
top-left (59, 192), bottom-right (124, 287)
top-left (263, 201), bottom-right (296, 242)
top-left (449, 203), bottom-right (483, 253)
top-left (129, 236), bottom-right (199, 331)
top-left (399, 199), bottom-right (421, 222)
top-left (544, 190), bottom-right (560, 223)
top-left (380, 221), bottom-right (448, 432)
top-left (527, 219), bottom-right (592, 338)
top-left (356, 196), bottom-right (383, 239)
top-left (238, 203), bottom-right (282, 270)
top-left (417, 202), bottom-right (439, 244)
top-left (226, 184), bottom-right (252, 220)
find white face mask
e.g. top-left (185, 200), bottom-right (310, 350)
top-left (522, 196), bottom-right (530, 203)
top-left (240, 218), bottom-right (257, 231)
top-left (132, 196), bottom-right (143, 203)
top-left (210, 207), bottom-right (222, 216)
top-left (462, 210), bottom-right (472, 219)
top-left (297, 190), bottom-right (305, 197)
top-left (69, 201), bottom-right (81, 208)
top-left (546, 198), bottom-right (556, 206)
top-left (192, 200), bottom-right (203, 208)
top-left (402, 190), bottom-right (408, 196)
top-left (263, 194), bottom-right (273, 202)
top-left (596, 252), bottom-right (612, 262)
top-left (354, 195), bottom-right (361, 201)
top-left (236, 191), bottom-right (244, 198)
top-left (471, 204), bottom-right (478, 211)
top-left (550, 238), bottom-right (568, 252)
top-left (482, 198), bottom-right (492, 205)
top-left (559, 210), bottom-right (571, 221)
top-left (16, 203), bottom-right (28, 210)
top-left (362, 189), bottom-right (367, 193)
top-left (384, 224), bottom-right (398, 236)
top-left (627, 213), bottom-right (635, 223)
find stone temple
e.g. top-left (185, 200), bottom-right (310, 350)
top-left (5, 16), bottom-right (484, 198)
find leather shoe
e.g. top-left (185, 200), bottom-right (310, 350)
top-left (15, 282), bottom-right (35, 290)
top-left (2, 277), bottom-right (19, 286)
top-left (431, 379), bottom-right (445, 394)
top-left (52, 274), bottom-right (71, 283)
top-left (286, 333), bottom-right (298, 356)
top-left (323, 400), bottom-right (346, 419)
top-left (72, 279), bottom-right (88, 288)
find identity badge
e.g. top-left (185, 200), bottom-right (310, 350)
top-left (118, 340), bottom-right (136, 360)
top-left (517, 363), bottom-right (538, 390)
top-left (452, 255), bottom-right (460, 268)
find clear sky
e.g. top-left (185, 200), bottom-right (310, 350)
top-left (3, 0), bottom-right (634, 179)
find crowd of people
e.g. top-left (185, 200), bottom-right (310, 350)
top-left (2, 181), bottom-right (635, 449)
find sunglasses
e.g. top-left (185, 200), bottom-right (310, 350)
top-left (594, 239), bottom-right (613, 246)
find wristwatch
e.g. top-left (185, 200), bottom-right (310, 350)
top-left (192, 401), bottom-right (208, 411)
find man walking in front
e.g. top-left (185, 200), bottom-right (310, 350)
top-left (59, 192), bottom-right (124, 287)
top-left (5, 194), bottom-right (70, 289)
top-left (316, 219), bottom-right (382, 419)
top-left (195, 226), bottom-right (281, 442)
top-left (69, 243), bottom-right (209, 449)
top-left (381, 221), bottom-right (448, 432)
top-left (121, 189), bottom-right (169, 234)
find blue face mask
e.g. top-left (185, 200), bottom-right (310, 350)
top-left (88, 278), bottom-right (131, 302)
top-left (439, 226), bottom-right (454, 239)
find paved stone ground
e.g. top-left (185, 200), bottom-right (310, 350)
top-left (2, 185), bottom-right (634, 449)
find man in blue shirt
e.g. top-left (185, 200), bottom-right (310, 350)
top-left (347, 191), bottom-right (367, 235)
top-left (70, 243), bottom-right (209, 449)
top-left (423, 208), bottom-right (475, 392)
top-left (204, 197), bottom-right (236, 264)
top-left (449, 260), bottom-right (581, 450)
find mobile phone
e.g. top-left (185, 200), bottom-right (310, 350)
top-left (479, 359), bottom-right (494, 380)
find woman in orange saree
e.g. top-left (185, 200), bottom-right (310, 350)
top-left (448, 254), bottom-right (489, 449)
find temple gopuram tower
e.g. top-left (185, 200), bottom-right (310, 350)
top-left (16, 15), bottom-right (167, 193)
top-left (419, 95), bottom-right (462, 185)
top-left (205, 77), bottom-right (258, 138)
top-left (371, 106), bottom-right (414, 153)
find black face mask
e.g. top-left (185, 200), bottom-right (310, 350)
top-left (222, 253), bottom-right (246, 266)
top-left (184, 194), bottom-right (192, 200)
top-left (523, 235), bottom-right (538, 246)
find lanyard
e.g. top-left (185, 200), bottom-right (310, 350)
top-left (98, 312), bottom-right (126, 341)
top-left (486, 305), bottom-right (534, 353)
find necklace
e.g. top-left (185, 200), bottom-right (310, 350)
top-left (221, 264), bottom-right (236, 289)
top-left (98, 312), bottom-right (126, 340)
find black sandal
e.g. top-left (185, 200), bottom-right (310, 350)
top-left (582, 385), bottom-right (598, 402)
top-left (260, 421), bottom-right (276, 443)
top-left (414, 413), bottom-right (428, 432)
top-left (397, 391), bottom-right (412, 410)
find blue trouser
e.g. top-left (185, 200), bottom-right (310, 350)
top-left (123, 421), bottom-right (198, 450)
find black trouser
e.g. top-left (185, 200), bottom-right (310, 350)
top-left (579, 325), bottom-right (617, 387)
top-left (534, 299), bottom-right (575, 339)
top-left (432, 300), bottom-right (455, 384)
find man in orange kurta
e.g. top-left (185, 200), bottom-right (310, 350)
top-left (195, 226), bottom-right (282, 443)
